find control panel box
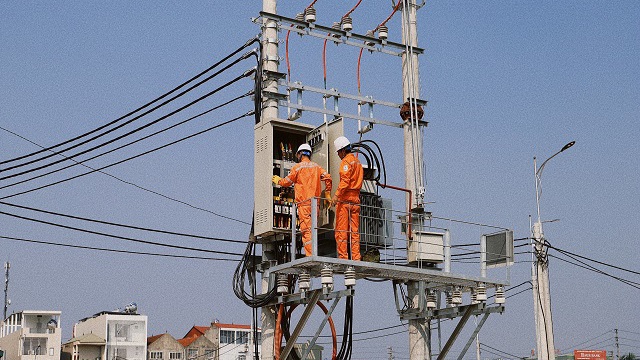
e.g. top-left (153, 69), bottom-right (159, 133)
top-left (254, 118), bottom-right (316, 239)
top-left (407, 230), bottom-right (444, 264)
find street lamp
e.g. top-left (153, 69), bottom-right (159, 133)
top-left (531, 141), bottom-right (575, 360)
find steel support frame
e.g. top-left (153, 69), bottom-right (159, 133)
top-left (258, 11), bottom-right (424, 57)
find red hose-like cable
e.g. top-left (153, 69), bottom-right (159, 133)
top-left (285, 302), bottom-right (338, 360)
top-left (343, 0), bottom-right (363, 19)
top-left (274, 303), bottom-right (284, 359)
top-left (357, 48), bottom-right (364, 94)
top-left (285, 30), bottom-right (292, 81)
top-left (322, 38), bottom-right (328, 89)
top-left (375, 0), bottom-right (403, 31)
top-left (305, 0), bottom-right (319, 10)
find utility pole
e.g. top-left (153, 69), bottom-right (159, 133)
top-left (401, 0), bottom-right (429, 359)
top-left (531, 141), bottom-right (574, 360)
top-left (388, 346), bottom-right (394, 360)
top-left (615, 329), bottom-right (619, 360)
top-left (3, 262), bottom-right (9, 320)
top-left (260, 0), bottom-right (278, 359)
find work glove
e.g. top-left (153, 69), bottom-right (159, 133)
top-left (330, 196), bottom-right (338, 208)
top-left (323, 190), bottom-right (331, 208)
top-left (272, 175), bottom-right (282, 185)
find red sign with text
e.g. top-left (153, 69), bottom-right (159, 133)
top-left (574, 350), bottom-right (607, 360)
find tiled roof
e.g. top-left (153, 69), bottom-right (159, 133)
top-left (178, 337), bottom-right (197, 347)
top-left (147, 334), bottom-right (164, 345)
top-left (194, 326), bottom-right (209, 334)
top-left (212, 323), bottom-right (253, 330)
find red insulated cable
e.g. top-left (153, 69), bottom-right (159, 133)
top-left (343, 0), bottom-right (363, 19)
top-left (285, 30), bottom-right (292, 81)
top-left (322, 38), bottom-right (328, 89)
top-left (357, 48), bottom-right (364, 94)
top-left (286, 302), bottom-right (338, 360)
top-left (375, 0), bottom-right (402, 32)
top-left (306, 0), bottom-right (319, 10)
top-left (274, 303), bottom-right (284, 359)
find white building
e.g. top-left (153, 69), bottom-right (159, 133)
top-left (71, 312), bottom-right (147, 360)
top-left (0, 310), bottom-right (62, 360)
top-left (212, 322), bottom-right (259, 360)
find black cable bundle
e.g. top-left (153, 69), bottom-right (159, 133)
top-left (336, 296), bottom-right (354, 360)
top-left (233, 241), bottom-right (277, 308)
top-left (351, 140), bottom-right (387, 185)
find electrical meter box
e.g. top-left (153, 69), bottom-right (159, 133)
top-left (254, 118), bottom-right (345, 240)
top-left (407, 231), bottom-right (444, 264)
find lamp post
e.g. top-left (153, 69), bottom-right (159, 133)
top-left (531, 141), bottom-right (575, 360)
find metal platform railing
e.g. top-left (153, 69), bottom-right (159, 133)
top-left (290, 197), bottom-right (512, 279)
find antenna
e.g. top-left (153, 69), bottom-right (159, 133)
top-left (3, 262), bottom-right (9, 320)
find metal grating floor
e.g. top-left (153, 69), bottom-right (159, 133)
top-left (269, 256), bottom-right (508, 290)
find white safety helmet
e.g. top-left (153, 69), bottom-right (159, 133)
top-left (297, 143), bottom-right (312, 154)
top-left (334, 136), bottom-right (351, 152)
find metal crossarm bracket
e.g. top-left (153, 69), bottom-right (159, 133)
top-left (259, 12), bottom-right (425, 57)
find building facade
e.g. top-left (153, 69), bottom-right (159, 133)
top-left (72, 312), bottom-right (147, 360)
top-left (0, 310), bottom-right (62, 360)
top-left (146, 334), bottom-right (183, 360)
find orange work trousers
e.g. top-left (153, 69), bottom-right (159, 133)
top-left (335, 201), bottom-right (361, 260)
top-left (297, 204), bottom-right (319, 257)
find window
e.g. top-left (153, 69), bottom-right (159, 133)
top-left (235, 332), bottom-right (248, 344)
top-left (220, 330), bottom-right (235, 344)
top-left (204, 349), bottom-right (214, 360)
top-left (187, 349), bottom-right (198, 359)
top-left (22, 338), bottom-right (47, 355)
top-left (169, 353), bottom-right (182, 360)
top-left (150, 352), bottom-right (163, 360)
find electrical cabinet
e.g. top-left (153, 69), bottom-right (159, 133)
top-left (407, 231), bottom-right (444, 264)
top-left (254, 117), bottom-right (344, 241)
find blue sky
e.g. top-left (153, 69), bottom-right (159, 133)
top-left (1, 1), bottom-right (638, 359)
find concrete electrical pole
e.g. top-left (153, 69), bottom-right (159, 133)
top-left (400, 0), bottom-right (429, 359)
top-left (260, 0), bottom-right (279, 359)
top-left (531, 141), bottom-right (575, 360)
top-left (3, 262), bottom-right (9, 320)
top-left (615, 329), bottom-right (619, 360)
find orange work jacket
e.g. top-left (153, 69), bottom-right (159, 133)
top-left (335, 153), bottom-right (363, 201)
top-left (278, 159), bottom-right (332, 204)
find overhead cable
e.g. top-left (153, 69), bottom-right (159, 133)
top-left (546, 243), bottom-right (640, 276)
top-left (0, 124), bottom-right (250, 226)
top-left (0, 235), bottom-right (236, 262)
top-left (0, 201), bottom-right (244, 244)
top-left (548, 254), bottom-right (640, 290)
top-left (0, 210), bottom-right (243, 257)
top-left (1, 88), bottom-right (252, 188)
top-left (0, 56), bottom-right (257, 180)
top-left (0, 36), bottom-right (259, 167)
top-left (1, 110), bottom-right (254, 200)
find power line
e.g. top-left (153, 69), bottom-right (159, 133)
top-left (559, 329), bottom-right (613, 353)
top-left (479, 342), bottom-right (526, 359)
top-left (0, 95), bottom-right (252, 226)
top-left (546, 243), bottom-right (640, 276)
top-left (1, 90), bottom-right (250, 190)
top-left (0, 235), bottom-right (237, 262)
top-left (0, 210), bottom-right (244, 257)
top-left (1, 110), bottom-right (254, 200)
top-left (0, 63), bottom-right (256, 181)
top-left (0, 201), bottom-right (245, 244)
top-left (0, 36), bottom-right (259, 167)
top-left (548, 253), bottom-right (640, 290)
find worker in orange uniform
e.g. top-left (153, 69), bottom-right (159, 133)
top-left (272, 143), bottom-right (332, 257)
top-left (331, 136), bottom-right (363, 261)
